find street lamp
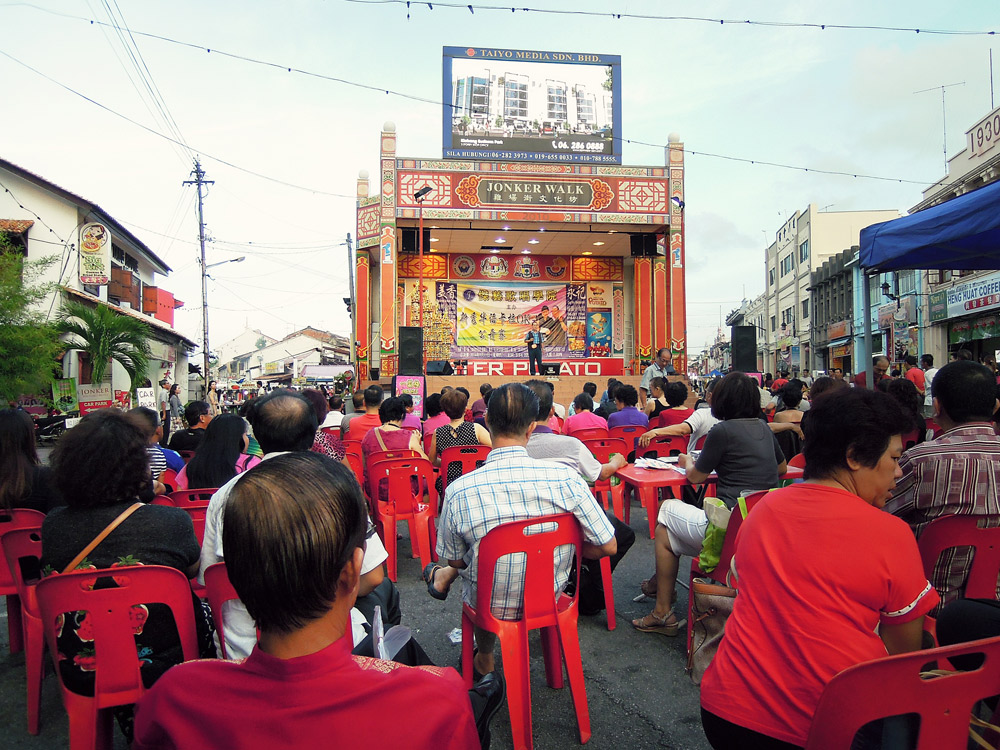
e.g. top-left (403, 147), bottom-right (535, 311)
top-left (201, 255), bottom-right (245, 387)
top-left (414, 186), bottom-right (434, 374)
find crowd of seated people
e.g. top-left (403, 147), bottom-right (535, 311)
top-left (12, 363), bottom-right (1000, 750)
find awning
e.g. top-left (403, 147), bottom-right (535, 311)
top-left (860, 179), bottom-right (1000, 272)
top-left (827, 337), bottom-right (850, 348)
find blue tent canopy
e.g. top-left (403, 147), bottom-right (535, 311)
top-left (859, 179), bottom-right (1000, 272)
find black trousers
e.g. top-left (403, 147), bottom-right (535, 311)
top-left (528, 346), bottom-right (543, 375)
top-left (576, 511), bottom-right (636, 616)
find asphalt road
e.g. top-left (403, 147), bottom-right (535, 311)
top-left (3, 451), bottom-right (712, 749)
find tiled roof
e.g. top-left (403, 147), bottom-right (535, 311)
top-left (0, 219), bottom-right (34, 233)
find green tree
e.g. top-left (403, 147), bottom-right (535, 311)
top-left (56, 300), bottom-right (152, 388)
top-left (0, 236), bottom-right (63, 404)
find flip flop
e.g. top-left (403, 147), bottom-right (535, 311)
top-left (423, 563), bottom-right (448, 601)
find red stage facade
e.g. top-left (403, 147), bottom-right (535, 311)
top-left (354, 126), bottom-right (686, 383)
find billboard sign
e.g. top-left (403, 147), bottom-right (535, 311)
top-left (443, 46), bottom-right (622, 164)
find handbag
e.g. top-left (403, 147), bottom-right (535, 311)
top-left (686, 576), bottom-right (736, 685)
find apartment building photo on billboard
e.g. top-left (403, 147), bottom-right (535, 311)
top-left (442, 46), bottom-right (622, 164)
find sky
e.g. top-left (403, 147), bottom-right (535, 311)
top-left (1, 0), bottom-right (997, 358)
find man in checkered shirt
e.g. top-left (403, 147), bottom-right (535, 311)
top-left (885, 360), bottom-right (1000, 611)
top-left (436, 383), bottom-right (617, 680)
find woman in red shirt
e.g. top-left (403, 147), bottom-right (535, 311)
top-left (699, 388), bottom-right (938, 749)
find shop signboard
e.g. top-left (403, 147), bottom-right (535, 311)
top-left (826, 320), bottom-right (851, 339)
top-left (77, 384), bottom-right (113, 415)
top-left (937, 271), bottom-right (1000, 322)
top-left (52, 378), bottom-right (79, 413)
top-left (79, 222), bottom-right (111, 285)
top-left (443, 46), bottom-right (622, 164)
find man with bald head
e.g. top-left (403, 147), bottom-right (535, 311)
top-left (853, 356), bottom-right (889, 389)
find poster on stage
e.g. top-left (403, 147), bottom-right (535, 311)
top-left (586, 311), bottom-right (612, 357)
top-left (437, 281), bottom-right (588, 360)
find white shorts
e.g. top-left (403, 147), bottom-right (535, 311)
top-left (657, 499), bottom-right (709, 557)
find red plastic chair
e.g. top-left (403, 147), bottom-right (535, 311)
top-left (461, 514), bottom-right (591, 750)
top-left (159, 468), bottom-right (178, 494)
top-left (344, 451), bottom-right (365, 491)
top-left (925, 418), bottom-right (943, 439)
top-left (917, 514), bottom-right (1000, 601)
top-left (609, 424), bottom-right (644, 451)
top-left (439, 445), bottom-right (491, 497)
top-left (901, 429), bottom-right (920, 451)
top-left (805, 635), bottom-right (1000, 749)
top-left (366, 450), bottom-right (423, 508)
top-left (2, 526), bottom-right (44, 734)
top-left (35, 565), bottom-right (200, 750)
top-left (687, 490), bottom-right (769, 657)
top-left (0, 508), bottom-right (46, 654)
top-left (203, 562), bottom-right (250, 660)
top-left (376, 458), bottom-right (438, 581)
top-left (788, 452), bottom-right (806, 469)
top-left (568, 426), bottom-right (610, 442)
top-left (638, 434), bottom-right (687, 460)
top-left (342, 438), bottom-right (363, 461)
top-left (150, 490), bottom-right (215, 556)
top-left (582, 438), bottom-right (630, 522)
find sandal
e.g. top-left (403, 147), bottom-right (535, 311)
top-left (632, 610), bottom-right (685, 636)
top-left (423, 563), bottom-right (449, 601)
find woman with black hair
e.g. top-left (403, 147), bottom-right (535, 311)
top-left (176, 414), bottom-right (259, 490)
top-left (699, 388), bottom-right (937, 749)
top-left (0, 408), bottom-right (61, 513)
top-left (42, 409), bottom-right (215, 742)
top-left (656, 381), bottom-right (694, 428)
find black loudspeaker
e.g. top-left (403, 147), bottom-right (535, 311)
top-left (541, 363), bottom-right (560, 377)
top-left (426, 360), bottom-right (454, 376)
top-left (370, 368), bottom-right (380, 380)
top-left (629, 233), bottom-right (659, 257)
top-left (400, 227), bottom-right (432, 254)
top-left (398, 326), bottom-right (423, 375)
top-left (731, 326), bottom-right (757, 373)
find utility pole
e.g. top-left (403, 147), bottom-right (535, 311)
top-left (183, 158), bottom-right (214, 390)
top-left (346, 232), bottom-right (355, 370)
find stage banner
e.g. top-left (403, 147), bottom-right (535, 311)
top-left (436, 281), bottom-right (588, 360)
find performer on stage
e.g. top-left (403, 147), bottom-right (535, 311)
top-left (525, 320), bottom-right (544, 375)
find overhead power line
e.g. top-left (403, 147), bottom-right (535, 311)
top-left (0, 50), bottom-right (354, 198)
top-left (345, 0), bottom-right (997, 36)
top-left (3, 6), bottom-right (982, 190)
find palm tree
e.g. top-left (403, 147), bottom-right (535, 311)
top-left (56, 300), bottom-right (152, 387)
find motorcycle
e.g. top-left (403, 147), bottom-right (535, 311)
top-left (35, 413), bottom-right (68, 444)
